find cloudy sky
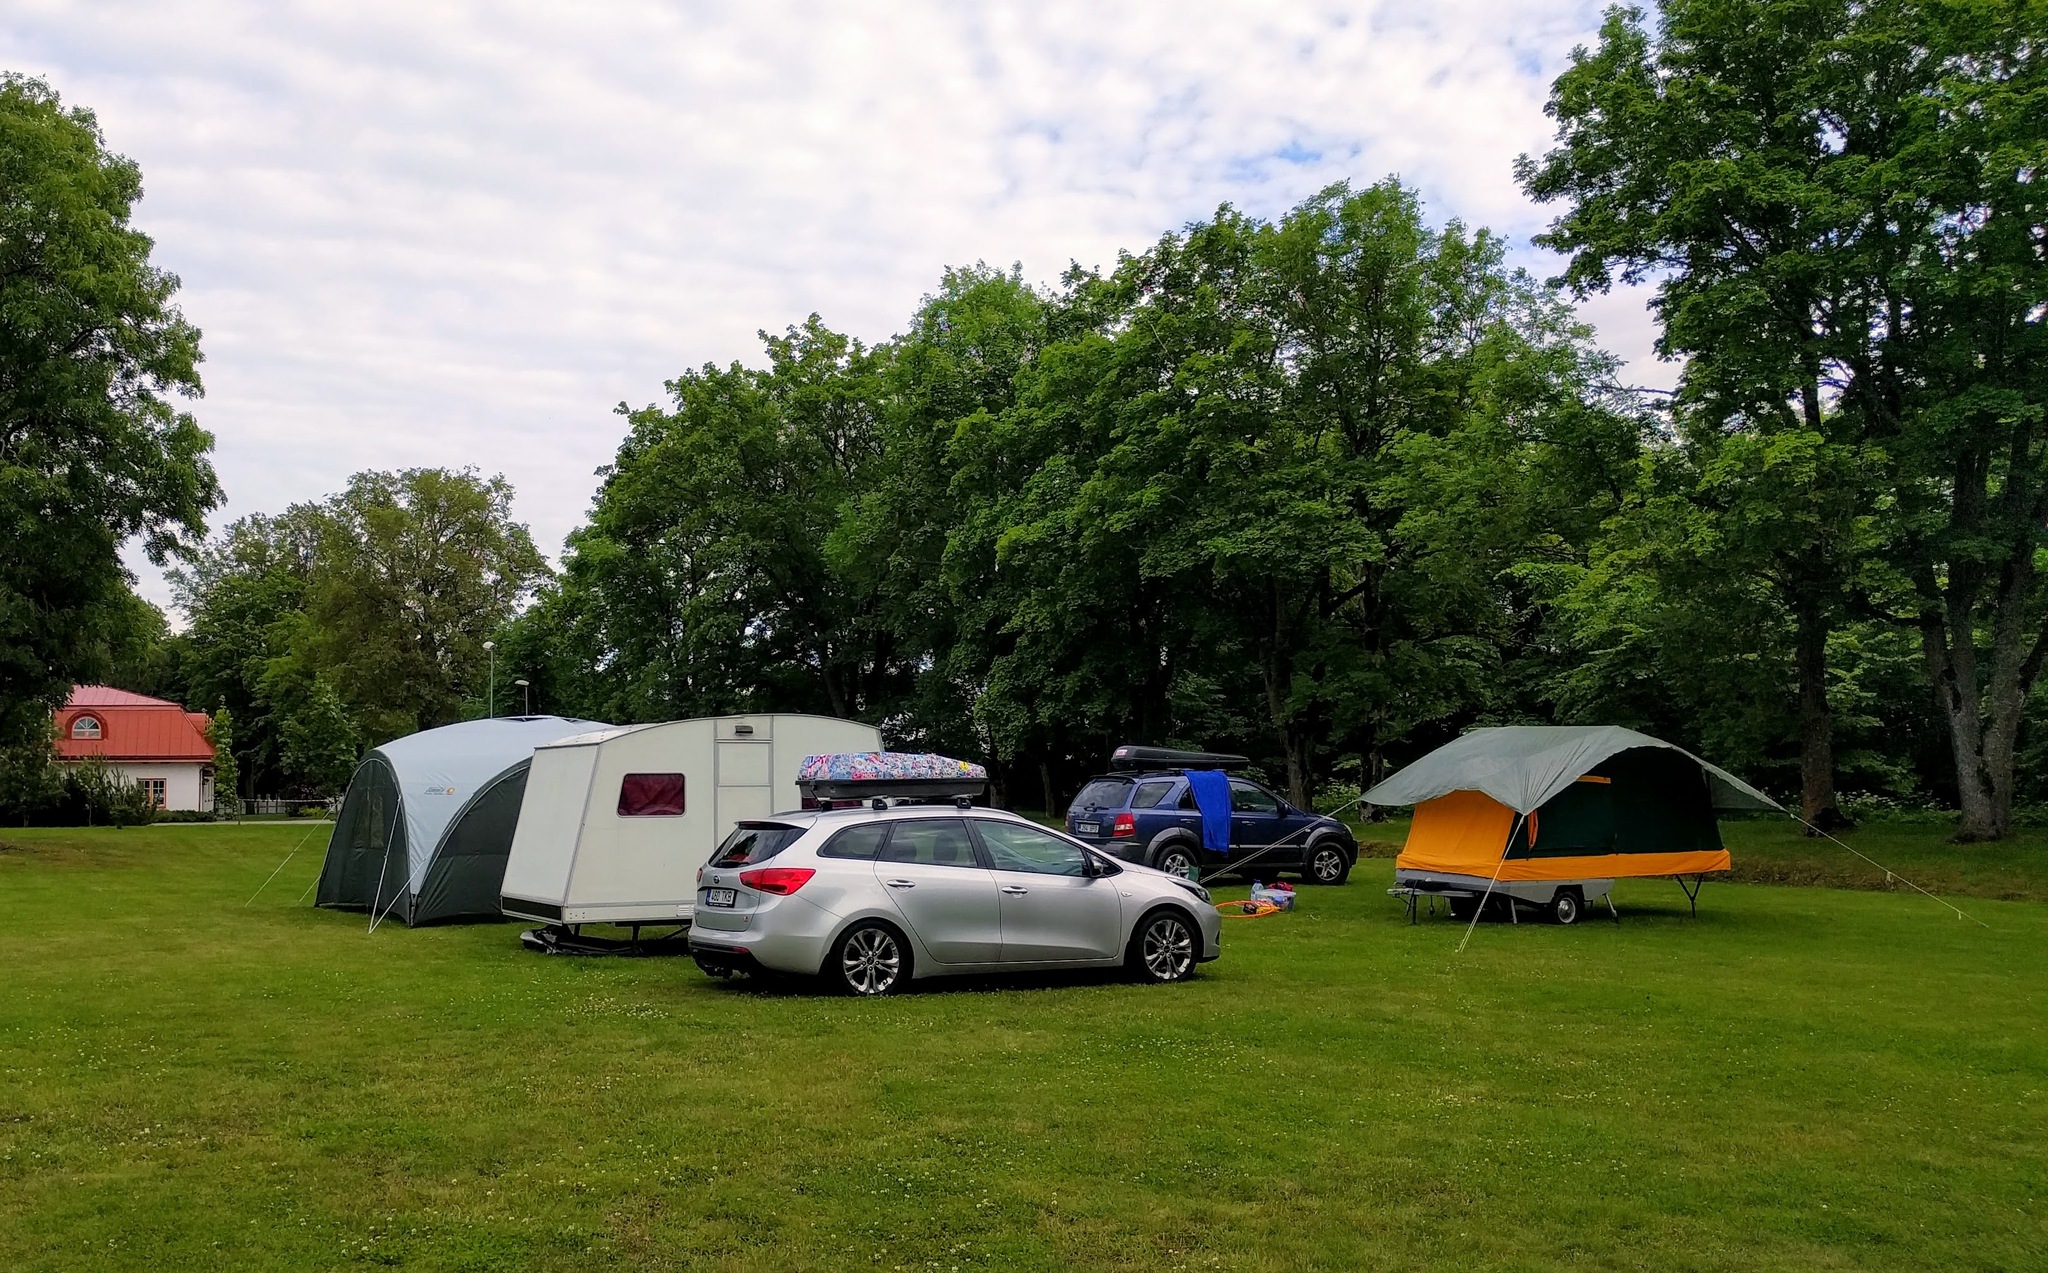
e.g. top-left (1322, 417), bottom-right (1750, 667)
top-left (3, 1), bottom-right (1664, 611)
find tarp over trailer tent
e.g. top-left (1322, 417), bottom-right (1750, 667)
top-left (1364, 725), bottom-right (1781, 918)
top-left (316, 715), bottom-right (611, 926)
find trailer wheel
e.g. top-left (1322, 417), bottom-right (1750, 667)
top-left (1551, 889), bottom-right (1583, 926)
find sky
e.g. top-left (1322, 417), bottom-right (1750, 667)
top-left (2, 1), bottom-right (1668, 613)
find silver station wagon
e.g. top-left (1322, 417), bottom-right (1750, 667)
top-left (688, 803), bottom-right (1223, 995)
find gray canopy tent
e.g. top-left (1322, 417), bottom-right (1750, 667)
top-left (316, 715), bottom-right (610, 926)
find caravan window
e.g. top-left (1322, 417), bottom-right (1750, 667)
top-left (618, 773), bottom-right (685, 816)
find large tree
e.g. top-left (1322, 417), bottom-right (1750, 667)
top-left (0, 75), bottom-right (219, 744)
top-left (1521, 0), bottom-right (2048, 838)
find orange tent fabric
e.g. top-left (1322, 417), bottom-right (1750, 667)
top-left (1396, 786), bottom-right (1730, 883)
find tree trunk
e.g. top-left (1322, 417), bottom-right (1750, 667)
top-left (1039, 759), bottom-right (1056, 819)
top-left (1793, 601), bottom-right (1846, 832)
top-left (1917, 592), bottom-right (2035, 843)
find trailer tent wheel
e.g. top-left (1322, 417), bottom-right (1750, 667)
top-left (1551, 889), bottom-right (1582, 926)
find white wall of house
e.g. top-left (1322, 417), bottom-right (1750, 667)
top-left (101, 762), bottom-right (212, 812)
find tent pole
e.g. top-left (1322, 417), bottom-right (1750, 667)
top-left (1454, 813), bottom-right (1525, 955)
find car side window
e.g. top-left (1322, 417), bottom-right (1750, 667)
top-left (1177, 783), bottom-right (1197, 811)
top-left (974, 820), bottom-right (1096, 877)
top-left (878, 819), bottom-right (982, 868)
top-left (1130, 781), bottom-right (1174, 809)
top-left (1229, 779), bottom-right (1279, 814)
top-left (818, 823), bottom-right (890, 860)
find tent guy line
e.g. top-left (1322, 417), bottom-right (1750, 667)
top-left (1795, 818), bottom-right (1987, 928)
top-left (1454, 811), bottom-right (1525, 956)
top-left (243, 825), bottom-right (321, 906)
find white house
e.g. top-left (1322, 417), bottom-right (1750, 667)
top-left (56, 686), bottom-right (216, 812)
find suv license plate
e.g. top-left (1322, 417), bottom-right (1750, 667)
top-left (1077, 821), bottom-right (1100, 835)
top-left (704, 888), bottom-right (737, 908)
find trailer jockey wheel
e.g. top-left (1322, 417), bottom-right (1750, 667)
top-left (1550, 889), bottom-right (1582, 926)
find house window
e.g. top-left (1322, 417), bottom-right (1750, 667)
top-left (617, 773), bottom-right (685, 817)
top-left (70, 715), bottom-right (103, 740)
top-left (138, 779), bottom-right (166, 809)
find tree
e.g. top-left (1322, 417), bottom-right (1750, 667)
top-left (203, 707), bottom-right (238, 813)
top-left (1520, 0), bottom-right (2048, 838)
top-left (300, 469), bottom-right (548, 741)
top-left (0, 75), bottom-right (219, 744)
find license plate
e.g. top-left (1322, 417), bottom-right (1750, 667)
top-left (704, 888), bottom-right (736, 908)
top-left (1077, 821), bottom-right (1100, 835)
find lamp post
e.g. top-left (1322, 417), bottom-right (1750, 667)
top-left (483, 640), bottom-right (496, 718)
top-left (514, 678), bottom-right (530, 716)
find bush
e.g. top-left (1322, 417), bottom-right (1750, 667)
top-left (155, 808), bottom-right (222, 823)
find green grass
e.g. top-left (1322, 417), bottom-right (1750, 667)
top-left (2, 824), bottom-right (2044, 1271)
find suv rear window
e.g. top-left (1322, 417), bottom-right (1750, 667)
top-left (710, 823), bottom-right (804, 867)
top-left (1071, 779), bottom-right (1131, 812)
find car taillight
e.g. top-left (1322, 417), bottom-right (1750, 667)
top-left (696, 865), bottom-right (704, 885)
top-left (738, 867), bottom-right (816, 895)
top-left (1112, 812), bottom-right (1136, 838)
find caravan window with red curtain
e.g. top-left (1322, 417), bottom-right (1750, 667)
top-left (618, 773), bottom-right (686, 816)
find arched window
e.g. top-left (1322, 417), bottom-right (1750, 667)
top-left (70, 715), bottom-right (103, 741)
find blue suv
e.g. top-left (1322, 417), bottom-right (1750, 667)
top-left (1063, 746), bottom-right (1357, 885)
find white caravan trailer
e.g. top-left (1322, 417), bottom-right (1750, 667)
top-left (498, 713), bottom-right (881, 930)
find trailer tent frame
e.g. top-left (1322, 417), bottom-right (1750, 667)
top-left (1366, 725), bottom-right (1780, 917)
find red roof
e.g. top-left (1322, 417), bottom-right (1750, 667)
top-left (56, 686), bottom-right (215, 763)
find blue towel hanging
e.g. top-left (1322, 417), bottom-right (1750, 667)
top-left (1184, 769), bottom-right (1232, 853)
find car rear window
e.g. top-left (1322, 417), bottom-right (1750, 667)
top-left (1131, 780), bottom-right (1175, 809)
top-left (1071, 778), bottom-right (1131, 812)
top-left (710, 823), bottom-right (804, 867)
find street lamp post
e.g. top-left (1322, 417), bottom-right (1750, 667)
top-left (514, 678), bottom-right (531, 716)
top-left (483, 640), bottom-right (496, 718)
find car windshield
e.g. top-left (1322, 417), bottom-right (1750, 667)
top-left (710, 823), bottom-right (805, 867)
top-left (1072, 779), bottom-right (1131, 812)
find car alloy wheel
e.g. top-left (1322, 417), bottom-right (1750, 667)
top-left (1135, 912), bottom-right (1195, 982)
top-left (837, 923), bottom-right (904, 996)
top-left (1157, 847), bottom-right (1196, 878)
top-left (1307, 844), bottom-right (1349, 885)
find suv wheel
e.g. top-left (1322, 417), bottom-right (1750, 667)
top-left (1127, 909), bottom-right (1198, 983)
top-left (1305, 842), bottom-right (1351, 885)
top-left (829, 921), bottom-right (909, 996)
top-left (1154, 845), bottom-right (1197, 878)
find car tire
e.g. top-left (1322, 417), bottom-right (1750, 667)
top-left (1154, 844), bottom-right (1198, 879)
top-left (1127, 908), bottom-right (1199, 984)
top-left (1304, 841), bottom-right (1351, 885)
top-left (828, 921), bottom-right (910, 996)
top-left (1551, 889), bottom-right (1583, 926)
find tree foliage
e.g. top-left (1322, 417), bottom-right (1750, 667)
top-left (0, 74), bottom-right (219, 745)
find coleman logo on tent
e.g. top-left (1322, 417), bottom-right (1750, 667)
top-left (424, 785), bottom-right (458, 796)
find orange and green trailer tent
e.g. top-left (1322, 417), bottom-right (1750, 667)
top-left (1364, 726), bottom-right (1781, 920)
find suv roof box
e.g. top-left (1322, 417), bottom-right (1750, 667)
top-left (1108, 744), bottom-right (1251, 773)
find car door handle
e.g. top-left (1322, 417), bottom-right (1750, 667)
top-left (1000, 885), bottom-right (1030, 896)
top-left (885, 879), bottom-right (916, 889)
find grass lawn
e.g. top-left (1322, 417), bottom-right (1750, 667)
top-left (2, 823), bottom-right (2044, 1271)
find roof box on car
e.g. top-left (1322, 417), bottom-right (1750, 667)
top-left (1108, 744), bottom-right (1251, 773)
top-left (797, 752), bottom-right (990, 801)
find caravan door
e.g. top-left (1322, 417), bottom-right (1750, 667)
top-left (714, 717), bottom-right (775, 842)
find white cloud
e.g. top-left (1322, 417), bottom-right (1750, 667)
top-left (2, 1), bottom-right (1668, 610)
